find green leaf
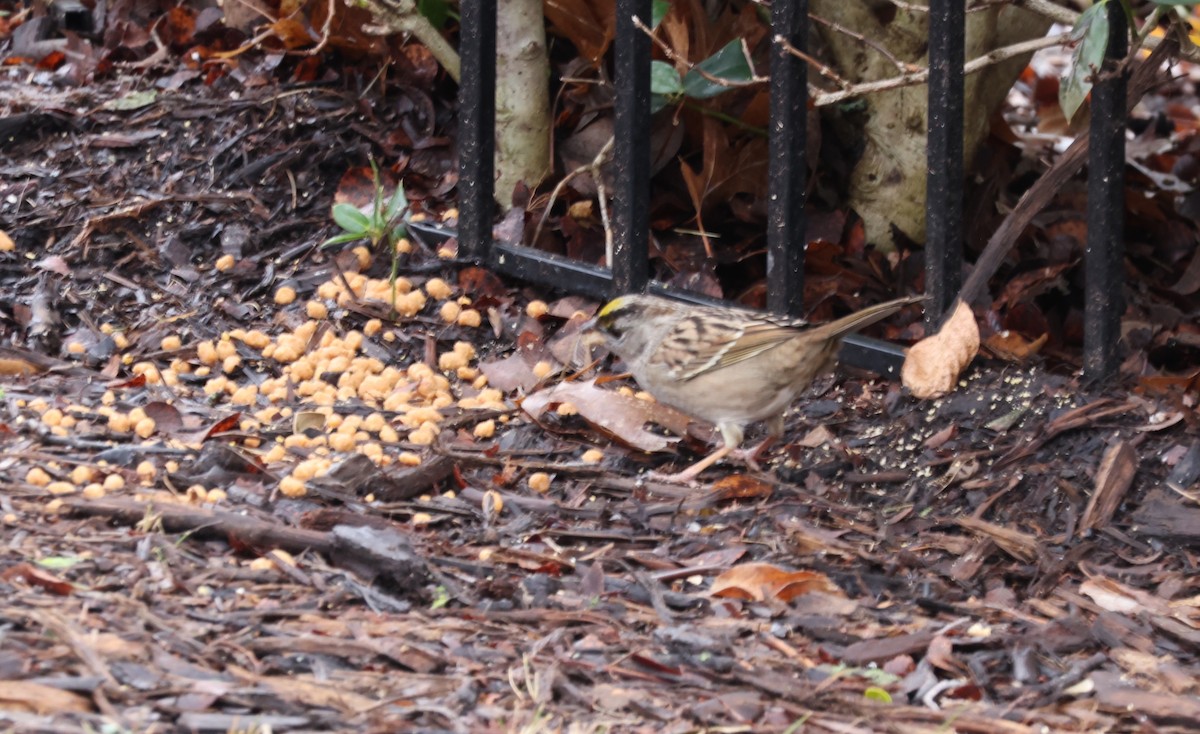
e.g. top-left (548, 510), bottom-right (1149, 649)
top-left (651, 0), bottom-right (670, 29)
top-left (650, 60), bottom-right (684, 96)
top-left (682, 39), bottom-right (754, 99)
top-left (101, 90), bottom-right (158, 111)
top-left (417, 0), bottom-right (451, 27)
top-left (321, 231), bottom-right (367, 248)
top-left (431, 585), bottom-right (450, 609)
top-left (1148, 0), bottom-right (1199, 5)
top-left (385, 184), bottom-right (409, 223)
top-left (332, 203), bottom-right (371, 234)
top-left (370, 159), bottom-right (385, 220)
top-left (863, 686), bottom-right (892, 703)
top-left (37, 556), bottom-right (83, 570)
top-left (387, 221), bottom-right (409, 248)
top-left (1060, 0), bottom-right (1111, 123)
top-left (860, 667), bottom-right (901, 685)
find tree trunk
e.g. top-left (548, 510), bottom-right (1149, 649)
top-left (810, 0), bottom-right (1052, 249)
top-left (493, 0), bottom-right (552, 207)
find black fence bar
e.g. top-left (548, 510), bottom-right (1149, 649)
top-left (611, 0), bottom-right (652, 295)
top-left (456, 0), bottom-right (497, 261)
top-left (925, 0), bottom-right (965, 324)
top-left (766, 0), bottom-right (808, 318)
top-left (491, 242), bottom-right (614, 301)
top-left (1084, 3), bottom-right (1128, 380)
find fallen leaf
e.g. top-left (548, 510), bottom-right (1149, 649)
top-left (0, 681), bottom-right (91, 714)
top-left (710, 562), bottom-right (840, 602)
top-left (522, 379), bottom-right (693, 452)
top-left (0, 357), bottom-right (39, 376)
top-left (796, 425), bottom-right (834, 448)
top-left (984, 330), bottom-right (1048, 362)
top-left (902, 300), bottom-right (979, 399)
top-left (0, 562), bottom-right (76, 595)
top-left (1079, 441), bottom-right (1138, 534)
top-left (710, 474), bottom-right (773, 501)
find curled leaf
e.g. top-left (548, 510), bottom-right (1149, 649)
top-left (710, 562), bottom-right (840, 602)
top-left (902, 300), bottom-right (979, 399)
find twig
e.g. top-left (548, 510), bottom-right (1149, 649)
top-left (883, 0), bottom-right (929, 12)
top-left (811, 13), bottom-right (917, 73)
top-left (299, 0), bottom-right (336, 56)
top-left (773, 36), bottom-right (850, 91)
top-left (530, 137), bottom-right (614, 251)
top-left (781, 32), bottom-right (1071, 107)
top-left (631, 16), bottom-right (767, 88)
top-left (1010, 0), bottom-right (1078, 26)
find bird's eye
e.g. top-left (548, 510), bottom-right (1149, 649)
top-left (596, 314), bottom-right (624, 339)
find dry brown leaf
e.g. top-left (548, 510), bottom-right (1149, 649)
top-left (257, 675), bottom-right (379, 714)
top-left (710, 562), bottom-right (840, 602)
top-left (0, 681), bottom-right (91, 714)
top-left (544, 0), bottom-right (615, 64)
top-left (797, 424), bottom-right (834, 448)
top-left (271, 17), bottom-right (314, 49)
top-left (479, 351), bottom-right (541, 393)
top-left (902, 300), bottom-right (979, 399)
top-left (522, 379), bottom-right (692, 452)
top-left (984, 330), bottom-right (1048, 362)
top-left (710, 474), bottom-right (773, 501)
top-left (0, 357), bottom-right (39, 376)
top-left (0, 562), bottom-right (75, 595)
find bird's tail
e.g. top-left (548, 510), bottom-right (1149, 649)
top-left (807, 294), bottom-right (927, 341)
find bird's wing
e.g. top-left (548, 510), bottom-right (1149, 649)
top-left (653, 310), bottom-right (804, 380)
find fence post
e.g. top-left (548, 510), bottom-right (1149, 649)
top-left (457, 0), bottom-right (497, 261)
top-left (1084, 2), bottom-right (1128, 380)
top-left (925, 0), bottom-right (965, 324)
top-left (611, 0), bottom-right (652, 295)
top-left (767, 0), bottom-right (808, 318)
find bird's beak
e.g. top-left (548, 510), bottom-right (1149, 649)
top-left (578, 318), bottom-right (608, 348)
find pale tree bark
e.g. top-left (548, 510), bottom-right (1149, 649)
top-left (810, 0), bottom-right (1052, 248)
top-left (355, 0), bottom-right (552, 210)
top-left (493, 0), bottom-right (552, 206)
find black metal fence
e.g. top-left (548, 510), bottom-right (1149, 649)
top-left (435, 0), bottom-right (1129, 379)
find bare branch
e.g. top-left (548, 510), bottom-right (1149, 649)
top-left (778, 32), bottom-right (1071, 107)
top-left (811, 13), bottom-right (919, 74)
top-left (631, 16), bottom-right (767, 89)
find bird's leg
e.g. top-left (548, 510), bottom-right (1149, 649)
top-left (656, 444), bottom-right (736, 484)
top-left (730, 415), bottom-right (784, 471)
top-left (649, 423), bottom-right (744, 484)
top-left (744, 412), bottom-right (792, 465)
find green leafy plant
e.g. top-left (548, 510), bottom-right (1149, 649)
top-left (323, 159), bottom-right (410, 309)
top-left (323, 161), bottom-right (409, 251)
top-left (1060, 0), bottom-right (1120, 123)
top-left (650, 38), bottom-right (757, 114)
top-left (1058, 0), bottom-right (1185, 123)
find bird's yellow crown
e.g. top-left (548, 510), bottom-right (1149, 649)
top-left (597, 296), bottom-right (632, 319)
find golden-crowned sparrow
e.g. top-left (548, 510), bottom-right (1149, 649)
top-left (587, 294), bottom-right (923, 481)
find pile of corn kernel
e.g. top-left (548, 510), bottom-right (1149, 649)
top-left (25, 241), bottom-right (528, 505)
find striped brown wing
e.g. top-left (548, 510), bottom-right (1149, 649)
top-left (650, 308), bottom-right (806, 380)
